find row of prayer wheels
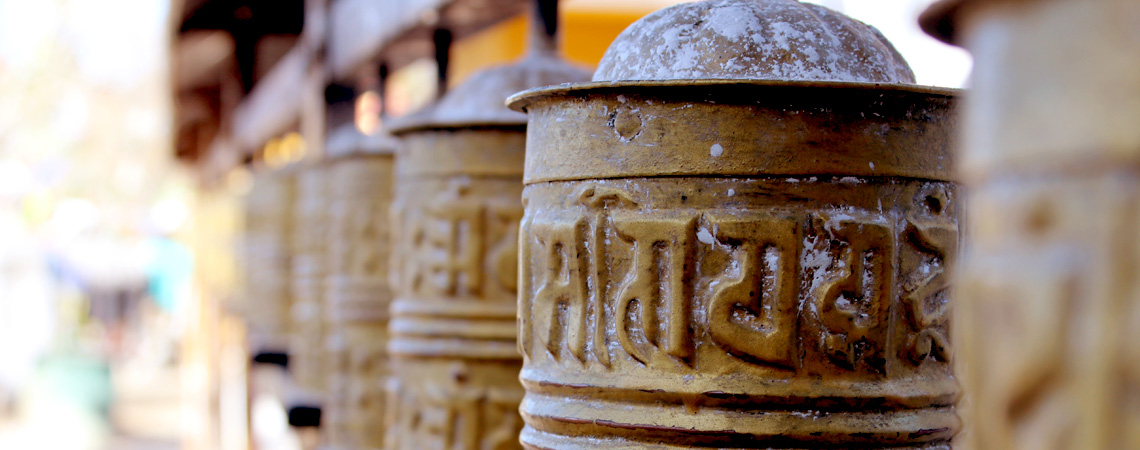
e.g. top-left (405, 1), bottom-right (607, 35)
top-left (237, 0), bottom-right (1140, 448)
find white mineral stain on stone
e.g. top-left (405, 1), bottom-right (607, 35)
top-left (710, 143), bottom-right (724, 157)
top-left (697, 227), bottom-right (715, 245)
top-left (727, 188), bottom-right (735, 196)
top-left (592, 0), bottom-right (915, 83)
top-left (869, 161), bottom-right (876, 170)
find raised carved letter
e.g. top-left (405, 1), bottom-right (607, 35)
top-left (612, 213), bottom-right (697, 364)
top-left (813, 216), bottom-right (894, 371)
top-left (902, 216), bottom-right (957, 364)
top-left (488, 204), bottom-right (524, 293)
top-left (706, 213), bottom-right (800, 369)
top-left (423, 201), bottom-right (486, 297)
top-left (531, 218), bottom-right (589, 362)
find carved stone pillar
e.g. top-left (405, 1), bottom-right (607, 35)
top-left (322, 129), bottom-right (398, 450)
top-left (509, 1), bottom-right (961, 448)
top-left (244, 170), bottom-right (295, 355)
top-left (292, 164), bottom-right (329, 395)
top-left (921, 0), bottom-right (1140, 448)
top-left (385, 56), bottom-right (588, 449)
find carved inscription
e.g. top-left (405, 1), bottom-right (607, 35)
top-left (613, 212), bottom-right (696, 364)
top-left (964, 257), bottom-right (1077, 449)
top-left (385, 375), bottom-right (523, 450)
top-left (390, 173), bottom-right (526, 450)
top-left (521, 184), bottom-right (958, 375)
top-left (707, 213), bottom-right (799, 368)
top-left (398, 182), bottom-right (522, 301)
top-left (532, 218), bottom-right (589, 362)
top-left (811, 215), bottom-right (894, 372)
top-left (899, 188), bottom-right (957, 365)
top-left (347, 337), bottom-right (388, 447)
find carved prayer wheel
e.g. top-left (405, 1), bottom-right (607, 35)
top-left (292, 163), bottom-right (330, 395)
top-left (385, 18), bottom-right (589, 449)
top-left (244, 170), bottom-right (295, 355)
top-left (322, 127), bottom-right (398, 450)
top-left (508, 1), bottom-right (961, 448)
top-left (921, 0), bottom-right (1140, 448)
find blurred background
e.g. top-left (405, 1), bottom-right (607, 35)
top-left (0, 0), bottom-right (967, 449)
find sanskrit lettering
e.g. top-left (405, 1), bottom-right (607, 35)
top-left (521, 184), bottom-right (959, 375)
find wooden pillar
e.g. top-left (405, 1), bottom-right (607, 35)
top-left (921, 0), bottom-right (1140, 448)
top-left (510, 1), bottom-right (961, 448)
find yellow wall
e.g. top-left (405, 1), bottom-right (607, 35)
top-left (448, 10), bottom-right (645, 87)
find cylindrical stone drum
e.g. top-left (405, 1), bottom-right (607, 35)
top-left (509, 1), bottom-right (961, 448)
top-left (386, 127), bottom-right (527, 449)
top-left (385, 55), bottom-right (588, 449)
top-left (292, 164), bottom-right (330, 393)
top-left (921, 0), bottom-right (1140, 448)
top-left (322, 129), bottom-right (398, 450)
top-left (244, 170), bottom-right (295, 354)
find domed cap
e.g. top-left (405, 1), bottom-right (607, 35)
top-left (325, 124), bottom-right (400, 158)
top-left (593, 0), bottom-right (915, 83)
top-left (918, 0), bottom-right (965, 45)
top-left (390, 55), bottom-right (590, 133)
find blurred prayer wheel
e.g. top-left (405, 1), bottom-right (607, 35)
top-left (321, 127), bottom-right (398, 450)
top-left (384, 8), bottom-right (589, 447)
top-left (244, 170), bottom-right (295, 355)
top-left (922, 0), bottom-right (1140, 448)
top-left (509, 1), bottom-right (961, 448)
top-left (291, 163), bottom-right (330, 395)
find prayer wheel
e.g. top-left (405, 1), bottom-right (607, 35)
top-left (292, 163), bottom-right (330, 395)
top-left (385, 13), bottom-right (589, 448)
top-left (322, 127), bottom-right (398, 450)
top-left (244, 170), bottom-right (295, 355)
top-left (921, 0), bottom-right (1140, 448)
top-left (509, 1), bottom-right (961, 448)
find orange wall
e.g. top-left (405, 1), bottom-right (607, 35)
top-left (448, 10), bottom-right (644, 87)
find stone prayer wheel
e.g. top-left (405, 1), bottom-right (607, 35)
top-left (385, 27), bottom-right (589, 449)
top-left (291, 163), bottom-right (330, 394)
top-left (921, 0), bottom-right (1140, 448)
top-left (244, 170), bottom-right (295, 355)
top-left (322, 127), bottom-right (398, 450)
top-left (509, 1), bottom-right (961, 448)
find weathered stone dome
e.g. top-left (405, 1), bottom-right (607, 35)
top-left (593, 0), bottom-right (915, 83)
top-left (326, 124), bottom-right (400, 157)
top-left (391, 54), bottom-right (590, 132)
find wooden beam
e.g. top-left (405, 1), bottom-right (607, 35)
top-left (231, 45), bottom-right (311, 153)
top-left (174, 31), bottom-right (234, 92)
top-left (327, 0), bottom-right (528, 82)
